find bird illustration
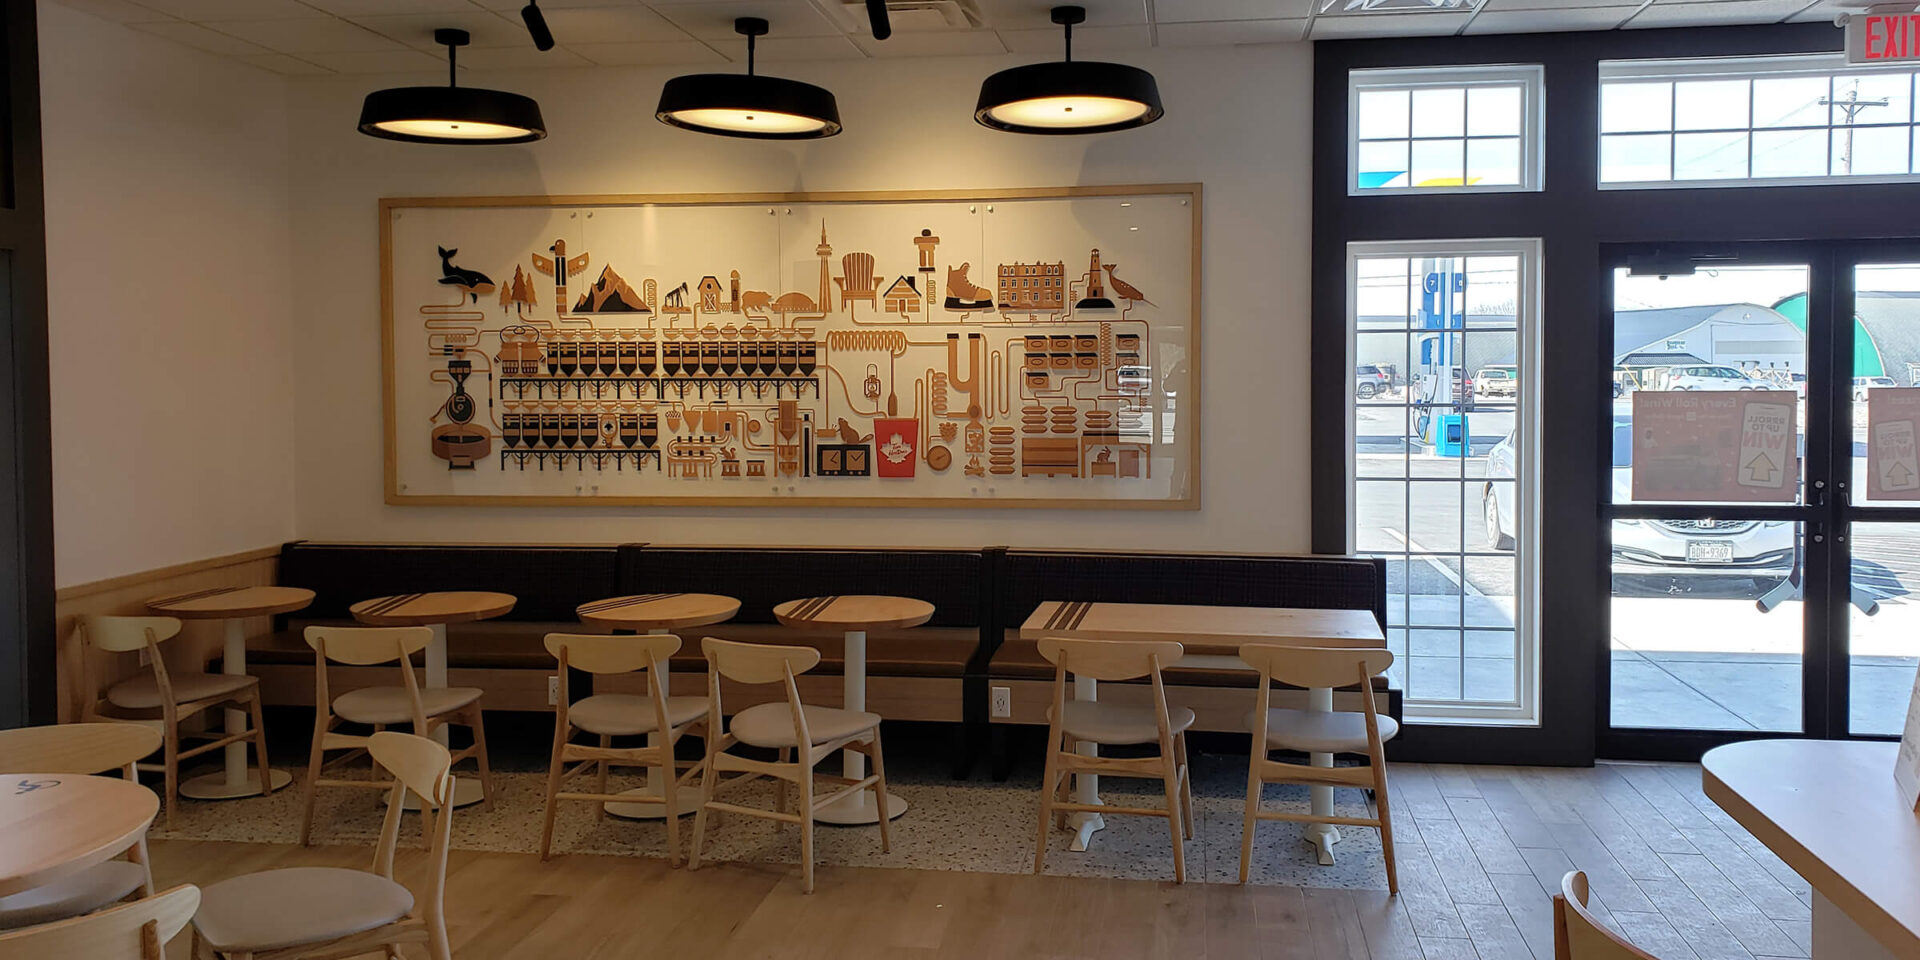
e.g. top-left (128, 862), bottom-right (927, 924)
top-left (437, 247), bottom-right (495, 302)
top-left (1102, 264), bottom-right (1153, 306)
top-left (835, 418), bottom-right (871, 445)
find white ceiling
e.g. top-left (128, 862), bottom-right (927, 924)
top-left (54, 0), bottom-right (1852, 75)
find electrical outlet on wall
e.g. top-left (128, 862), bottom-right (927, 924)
top-left (547, 675), bottom-right (559, 706)
top-left (990, 685), bottom-right (1011, 718)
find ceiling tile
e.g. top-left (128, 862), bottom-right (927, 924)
top-left (851, 29), bottom-right (1008, 56)
top-left (132, 0), bottom-right (318, 17)
top-left (1624, 0), bottom-right (1812, 27)
top-left (457, 44), bottom-right (595, 68)
top-left (1309, 11), bottom-right (1473, 36)
top-left (1150, 0), bottom-right (1317, 22)
top-left (471, 0), bottom-right (637, 8)
top-left (206, 16), bottom-right (405, 52)
top-left (50, 0), bottom-right (174, 22)
top-left (232, 51), bottom-right (337, 74)
top-left (1154, 18), bottom-right (1308, 44)
top-left (350, 10), bottom-right (529, 49)
top-left (299, 48), bottom-right (447, 73)
top-left (125, 19), bottom-right (272, 55)
top-left (998, 23), bottom-right (1149, 52)
top-left (976, 0), bottom-right (1149, 29)
top-left (1478, 0), bottom-right (1639, 9)
top-left (1783, 0), bottom-right (1842, 21)
top-left (741, 35), bottom-right (865, 60)
top-left (297, 0), bottom-right (478, 14)
top-left (1463, 7), bottom-right (1632, 31)
top-left (539, 5), bottom-right (688, 43)
top-left (570, 39), bottom-right (728, 64)
top-left (648, 1), bottom-right (846, 40)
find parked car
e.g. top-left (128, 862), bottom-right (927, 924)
top-left (1662, 364), bottom-right (1764, 391)
top-left (1355, 364), bottom-right (1391, 400)
top-left (1476, 365), bottom-right (1518, 398)
top-left (1481, 418), bottom-right (1795, 587)
top-left (1853, 375), bottom-right (1898, 401)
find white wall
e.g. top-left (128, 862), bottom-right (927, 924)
top-left (40, 1), bottom-right (296, 586)
top-left (283, 44), bottom-right (1314, 551)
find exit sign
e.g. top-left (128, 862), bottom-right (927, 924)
top-left (1848, 8), bottom-right (1920, 64)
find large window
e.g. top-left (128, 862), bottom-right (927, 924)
top-left (1349, 66), bottom-right (1545, 195)
top-left (1601, 55), bottom-right (1920, 187)
top-left (1347, 239), bottom-right (1542, 725)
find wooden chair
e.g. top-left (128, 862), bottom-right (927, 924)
top-left (0, 885), bottom-right (199, 960)
top-left (835, 252), bottom-right (882, 310)
top-left (1554, 871), bottom-right (1661, 959)
top-left (299, 626), bottom-right (493, 845)
top-left (1236, 644), bottom-right (1398, 891)
top-left (538, 633), bottom-right (709, 864)
top-left (192, 732), bottom-right (456, 960)
top-left (1032, 637), bottom-right (1194, 882)
top-left (79, 616), bottom-right (273, 827)
top-left (0, 723), bottom-right (163, 928)
top-left (688, 636), bottom-right (891, 894)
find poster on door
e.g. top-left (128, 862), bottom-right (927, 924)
top-left (1630, 390), bottom-right (1799, 502)
top-left (1867, 387), bottom-right (1920, 501)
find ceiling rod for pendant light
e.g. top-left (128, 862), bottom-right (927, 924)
top-left (973, 5), bottom-right (1163, 135)
top-left (655, 17), bottom-right (843, 140)
top-left (522, 0), bottom-right (555, 51)
top-left (357, 28), bottom-right (546, 144)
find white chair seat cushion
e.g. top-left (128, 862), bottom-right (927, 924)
top-left (569, 694), bottom-right (707, 736)
top-left (1250, 708), bottom-right (1398, 753)
top-left (1050, 700), bottom-right (1195, 745)
top-left (193, 867), bottom-right (413, 953)
top-left (729, 703), bottom-right (879, 748)
top-left (0, 860), bottom-right (147, 929)
top-left (106, 672), bottom-right (255, 710)
top-left (333, 686), bottom-right (481, 726)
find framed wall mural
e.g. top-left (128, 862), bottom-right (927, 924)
top-left (381, 185), bottom-right (1199, 508)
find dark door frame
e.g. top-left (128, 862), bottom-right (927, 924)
top-left (0, 0), bottom-right (54, 729)
top-left (1313, 23), bottom-right (1920, 765)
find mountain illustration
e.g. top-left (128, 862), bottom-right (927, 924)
top-left (574, 265), bottom-right (649, 313)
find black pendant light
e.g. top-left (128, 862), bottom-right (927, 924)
top-left (655, 18), bottom-right (842, 140)
top-left (975, 6), bottom-right (1162, 135)
top-left (358, 29), bottom-right (546, 145)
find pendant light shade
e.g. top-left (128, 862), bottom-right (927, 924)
top-left (974, 6), bottom-right (1162, 135)
top-left (359, 29), bottom-right (546, 145)
top-left (655, 18), bottom-right (842, 140)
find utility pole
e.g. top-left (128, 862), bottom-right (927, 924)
top-left (1820, 81), bottom-right (1890, 174)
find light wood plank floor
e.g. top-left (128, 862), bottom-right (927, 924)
top-left (147, 761), bottom-right (1813, 960)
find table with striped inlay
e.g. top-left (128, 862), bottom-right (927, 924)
top-left (773, 595), bottom-right (935, 825)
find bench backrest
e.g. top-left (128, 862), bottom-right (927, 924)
top-left (278, 542), bottom-right (624, 622)
top-left (618, 545), bottom-right (987, 628)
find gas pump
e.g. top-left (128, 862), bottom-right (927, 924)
top-left (1415, 260), bottom-right (1470, 457)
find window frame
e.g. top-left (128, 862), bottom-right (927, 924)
top-left (1599, 53), bottom-right (1920, 190)
top-left (1345, 236), bottom-right (1544, 727)
top-left (1347, 64), bottom-right (1547, 197)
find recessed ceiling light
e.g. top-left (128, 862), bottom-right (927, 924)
top-left (655, 18), bottom-right (842, 140)
top-left (974, 6), bottom-right (1163, 136)
top-left (358, 29), bottom-right (545, 145)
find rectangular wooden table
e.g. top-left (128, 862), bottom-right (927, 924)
top-left (1020, 601), bottom-right (1386, 863)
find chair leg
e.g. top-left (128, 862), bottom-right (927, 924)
top-left (595, 734), bottom-right (611, 822)
top-left (247, 694), bottom-right (274, 797)
top-left (1174, 732), bottom-right (1195, 840)
top-left (687, 753), bottom-right (715, 872)
top-left (539, 732), bottom-right (567, 862)
top-left (1033, 729), bottom-right (1061, 876)
top-left (1374, 761), bottom-right (1399, 895)
top-left (129, 835), bottom-right (155, 896)
top-left (868, 733), bottom-right (891, 855)
top-left (1161, 745), bottom-right (1186, 884)
top-left (1239, 750), bottom-right (1263, 885)
top-left (162, 722), bottom-right (180, 828)
top-left (660, 748), bottom-right (683, 868)
top-left (299, 718), bottom-right (327, 847)
top-left (468, 704), bottom-right (495, 810)
top-left (798, 759), bottom-right (816, 894)
top-left (774, 749), bottom-right (792, 827)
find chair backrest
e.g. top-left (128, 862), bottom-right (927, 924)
top-left (842, 252), bottom-right (877, 289)
top-left (0, 884), bottom-right (200, 960)
top-left (83, 617), bottom-right (181, 654)
top-left (544, 632), bottom-right (680, 675)
top-left (367, 732), bottom-right (454, 960)
top-left (702, 636), bottom-right (820, 686)
top-left (1554, 871), bottom-right (1660, 959)
top-left (0, 722), bottom-right (161, 777)
top-left (305, 626), bottom-right (434, 666)
top-left (1037, 637), bottom-right (1184, 682)
top-left (1239, 644), bottom-right (1394, 692)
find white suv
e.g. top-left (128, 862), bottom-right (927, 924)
top-left (1663, 364), bottom-right (1762, 391)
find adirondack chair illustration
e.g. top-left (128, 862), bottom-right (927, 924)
top-left (835, 252), bottom-right (883, 316)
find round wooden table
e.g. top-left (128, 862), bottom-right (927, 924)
top-left (351, 591), bottom-right (515, 808)
top-left (147, 585), bottom-right (314, 800)
top-left (773, 595), bottom-right (933, 825)
top-left (576, 593), bottom-right (741, 820)
top-left (0, 773), bottom-right (157, 898)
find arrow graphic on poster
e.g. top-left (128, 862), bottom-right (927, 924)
top-left (1889, 461), bottom-right (1915, 489)
top-left (1743, 452), bottom-right (1778, 485)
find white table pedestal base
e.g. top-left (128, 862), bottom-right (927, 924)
top-left (184, 619), bottom-right (283, 800)
top-left (1067, 673), bottom-right (1106, 851)
top-left (814, 630), bottom-right (907, 825)
top-left (1307, 685), bottom-right (1342, 865)
top-left (1813, 891), bottom-right (1899, 960)
top-left (606, 627), bottom-right (701, 820)
top-left (180, 768), bottom-right (291, 799)
top-left (393, 622), bottom-right (483, 809)
top-left (391, 779), bottom-right (487, 812)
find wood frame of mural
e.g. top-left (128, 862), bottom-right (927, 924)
top-left (381, 185), bottom-right (1201, 508)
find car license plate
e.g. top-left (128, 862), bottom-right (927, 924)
top-left (1687, 540), bottom-right (1735, 563)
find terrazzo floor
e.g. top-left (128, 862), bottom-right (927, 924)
top-left (149, 750), bottom-right (1390, 889)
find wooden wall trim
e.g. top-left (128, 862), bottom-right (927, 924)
top-left (56, 545), bottom-right (284, 602)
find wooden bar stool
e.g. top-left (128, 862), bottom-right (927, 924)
top-left (0, 885), bottom-right (200, 960)
top-left (1237, 644), bottom-right (1398, 890)
top-left (0, 723), bottom-right (163, 929)
top-left (1033, 637), bottom-right (1194, 883)
top-left (299, 626), bottom-right (492, 845)
top-left (79, 616), bottom-right (273, 827)
top-left (688, 637), bottom-right (892, 894)
top-left (538, 633), bottom-right (709, 863)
